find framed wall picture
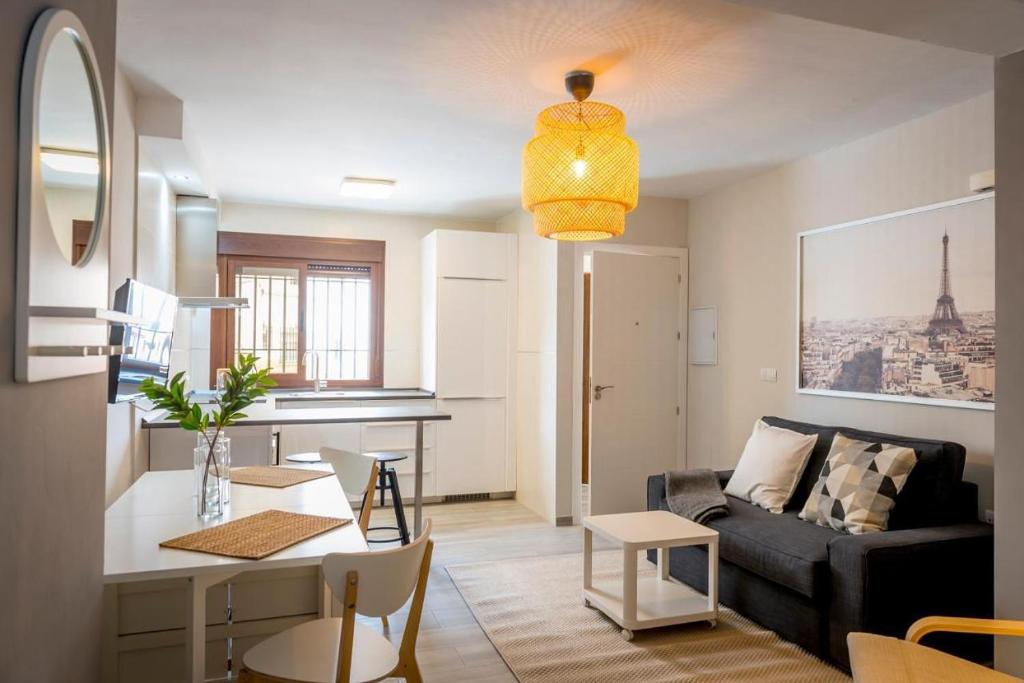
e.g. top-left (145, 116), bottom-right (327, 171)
top-left (797, 192), bottom-right (994, 410)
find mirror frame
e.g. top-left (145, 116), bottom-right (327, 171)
top-left (15, 8), bottom-right (112, 383)
top-left (18, 7), bottom-right (110, 270)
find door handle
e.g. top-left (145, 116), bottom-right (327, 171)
top-left (593, 385), bottom-right (614, 400)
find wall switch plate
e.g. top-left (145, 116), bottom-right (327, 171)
top-left (760, 368), bottom-right (778, 382)
top-left (984, 509), bottom-right (995, 525)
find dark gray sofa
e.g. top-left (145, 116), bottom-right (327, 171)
top-left (646, 416), bottom-right (994, 671)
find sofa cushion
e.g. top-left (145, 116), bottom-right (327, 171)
top-left (706, 495), bottom-right (841, 599)
top-left (761, 416), bottom-right (966, 528)
top-left (799, 434), bottom-right (918, 534)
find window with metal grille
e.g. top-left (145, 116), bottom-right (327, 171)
top-left (305, 264), bottom-right (372, 381)
top-left (234, 265), bottom-right (300, 374)
top-left (214, 233), bottom-right (385, 388)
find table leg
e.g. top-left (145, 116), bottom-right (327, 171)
top-left (185, 572), bottom-right (236, 683)
top-left (657, 546), bottom-right (670, 581)
top-left (583, 528), bottom-right (593, 591)
top-left (101, 584), bottom-right (118, 682)
top-left (414, 420), bottom-right (424, 538)
top-left (707, 538), bottom-right (719, 617)
top-left (320, 566), bottom-right (339, 618)
top-left (623, 545), bottom-right (637, 627)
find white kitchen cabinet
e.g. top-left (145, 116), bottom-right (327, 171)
top-left (360, 399), bottom-right (437, 500)
top-left (149, 425), bottom-right (273, 471)
top-left (422, 230), bottom-right (516, 496)
top-left (435, 398), bottom-right (507, 495)
top-left (436, 278), bottom-right (508, 397)
top-left (435, 229), bottom-right (511, 280)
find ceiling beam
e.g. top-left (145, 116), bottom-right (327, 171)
top-left (726, 0), bottom-right (1024, 57)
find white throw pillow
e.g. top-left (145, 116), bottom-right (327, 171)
top-left (724, 420), bottom-right (819, 513)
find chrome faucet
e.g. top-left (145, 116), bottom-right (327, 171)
top-left (302, 350), bottom-right (321, 393)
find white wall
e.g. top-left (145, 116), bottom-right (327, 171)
top-left (617, 196), bottom-right (689, 248)
top-left (498, 210), bottom-right (559, 522)
top-left (104, 67), bottom-right (179, 506)
top-left (136, 140), bottom-right (176, 293)
top-left (995, 49), bottom-right (1024, 675)
top-left (686, 92), bottom-right (995, 512)
top-left (219, 202), bottom-right (496, 387)
top-left (105, 66), bottom-right (139, 507)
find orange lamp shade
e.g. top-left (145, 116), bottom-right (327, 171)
top-left (522, 101), bottom-right (639, 241)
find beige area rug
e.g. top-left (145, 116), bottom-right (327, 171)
top-left (447, 550), bottom-right (850, 683)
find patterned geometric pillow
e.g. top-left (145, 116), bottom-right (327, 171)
top-left (799, 433), bottom-right (918, 534)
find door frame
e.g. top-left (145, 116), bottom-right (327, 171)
top-left (570, 243), bottom-right (688, 523)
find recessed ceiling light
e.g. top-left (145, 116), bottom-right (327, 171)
top-left (339, 176), bottom-right (396, 199)
top-left (41, 148), bottom-right (98, 175)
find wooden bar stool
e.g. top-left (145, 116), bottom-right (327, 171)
top-left (365, 451), bottom-right (411, 546)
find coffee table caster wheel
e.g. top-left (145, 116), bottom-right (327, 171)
top-left (621, 629), bottom-right (634, 641)
top-left (707, 619), bottom-right (717, 629)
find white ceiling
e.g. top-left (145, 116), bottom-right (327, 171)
top-left (117, 0), bottom-right (995, 219)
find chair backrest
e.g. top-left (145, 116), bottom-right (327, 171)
top-left (319, 447), bottom-right (375, 498)
top-left (322, 519), bottom-right (433, 618)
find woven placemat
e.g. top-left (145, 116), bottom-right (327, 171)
top-left (160, 509), bottom-right (352, 560)
top-left (230, 466), bottom-right (334, 488)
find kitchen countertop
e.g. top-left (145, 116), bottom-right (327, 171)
top-left (141, 402), bottom-right (451, 429)
top-left (269, 387), bottom-right (435, 401)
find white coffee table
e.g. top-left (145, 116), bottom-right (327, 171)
top-left (583, 510), bottom-right (719, 641)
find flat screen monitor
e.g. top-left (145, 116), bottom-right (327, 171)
top-left (108, 279), bottom-right (178, 403)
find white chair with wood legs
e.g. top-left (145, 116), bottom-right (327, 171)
top-left (318, 447), bottom-right (378, 538)
top-left (239, 520), bottom-right (434, 683)
top-left (319, 447), bottom-right (389, 629)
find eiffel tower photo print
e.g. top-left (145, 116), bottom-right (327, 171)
top-left (798, 193), bottom-right (994, 410)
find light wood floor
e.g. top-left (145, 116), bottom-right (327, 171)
top-left (361, 498), bottom-right (610, 682)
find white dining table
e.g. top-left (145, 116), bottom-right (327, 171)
top-left (103, 464), bottom-right (367, 683)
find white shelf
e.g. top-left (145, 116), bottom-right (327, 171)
top-left (29, 306), bottom-right (147, 326)
top-left (585, 576), bottom-right (715, 630)
top-left (29, 344), bottom-right (134, 357)
top-left (179, 297), bottom-right (249, 309)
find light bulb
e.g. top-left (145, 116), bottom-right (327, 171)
top-left (572, 158), bottom-right (587, 179)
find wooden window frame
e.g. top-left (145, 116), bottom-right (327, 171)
top-left (211, 232), bottom-right (385, 389)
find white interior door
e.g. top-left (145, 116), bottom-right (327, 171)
top-left (590, 251), bottom-right (683, 515)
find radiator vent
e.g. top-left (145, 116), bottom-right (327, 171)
top-left (443, 493), bottom-right (491, 504)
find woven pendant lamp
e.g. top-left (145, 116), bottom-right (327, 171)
top-left (522, 71), bottom-right (639, 241)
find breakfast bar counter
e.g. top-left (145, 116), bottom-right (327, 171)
top-left (141, 403), bottom-right (451, 539)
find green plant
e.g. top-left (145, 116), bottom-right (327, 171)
top-left (141, 353), bottom-right (275, 514)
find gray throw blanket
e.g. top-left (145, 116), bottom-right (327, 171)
top-left (665, 469), bottom-right (730, 524)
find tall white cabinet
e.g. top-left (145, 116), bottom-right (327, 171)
top-left (422, 230), bottom-right (516, 496)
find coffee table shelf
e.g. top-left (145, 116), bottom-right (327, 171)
top-left (583, 510), bottom-right (719, 641)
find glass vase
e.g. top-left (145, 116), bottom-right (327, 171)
top-left (194, 430), bottom-right (230, 519)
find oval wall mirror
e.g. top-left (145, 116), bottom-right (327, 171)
top-left (31, 14), bottom-right (108, 267)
